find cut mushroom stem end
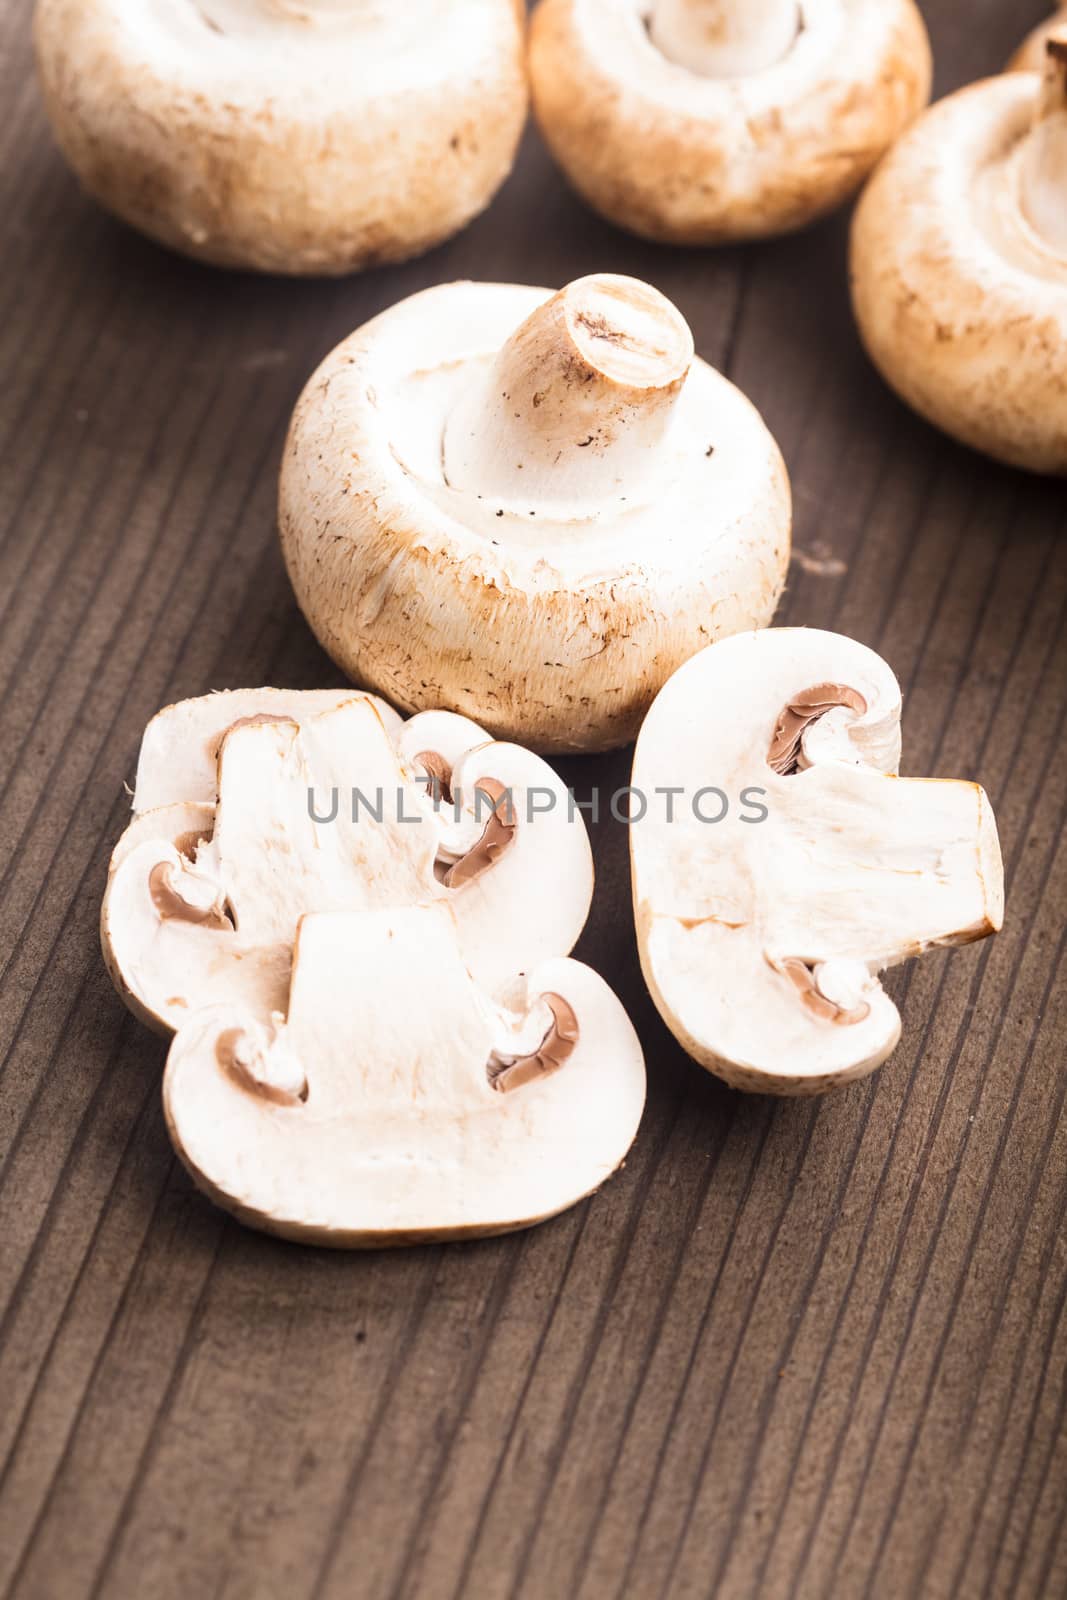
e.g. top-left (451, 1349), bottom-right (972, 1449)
top-left (443, 273), bottom-right (695, 510)
top-left (649, 0), bottom-right (800, 78)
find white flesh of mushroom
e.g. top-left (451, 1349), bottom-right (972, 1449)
top-left (103, 694), bottom-right (593, 1033)
top-left (163, 904), bottom-right (646, 1245)
top-left (132, 686), bottom-right (402, 812)
top-left (630, 629), bottom-right (1004, 1095)
top-left (279, 275), bottom-right (790, 752)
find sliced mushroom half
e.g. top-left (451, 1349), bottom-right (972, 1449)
top-left (103, 692), bottom-right (593, 1032)
top-left (164, 903), bottom-right (646, 1244)
top-left (279, 273), bottom-right (790, 752)
top-left (630, 628), bottom-right (1005, 1094)
top-left (527, 0), bottom-right (931, 244)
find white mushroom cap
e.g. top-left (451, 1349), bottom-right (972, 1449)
top-left (279, 275), bottom-right (790, 753)
top-left (630, 628), bottom-right (1004, 1095)
top-left (851, 43), bottom-right (1067, 475)
top-left (1009, 8), bottom-right (1067, 72)
top-left (33, 0), bottom-right (527, 274)
top-left (103, 691), bottom-right (593, 1032)
top-left (163, 903), bottom-right (646, 1245)
top-left (527, 0), bottom-right (931, 244)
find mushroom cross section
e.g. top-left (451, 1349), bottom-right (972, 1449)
top-left (630, 628), bottom-right (1005, 1094)
top-left (279, 274), bottom-right (790, 752)
top-left (527, 0), bottom-right (932, 244)
top-left (102, 692), bottom-right (593, 1034)
top-left (851, 32), bottom-right (1067, 475)
top-left (163, 904), bottom-right (646, 1245)
top-left (33, 0), bottom-right (528, 274)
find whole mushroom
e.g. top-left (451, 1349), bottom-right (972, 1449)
top-left (33, 0), bottom-right (527, 274)
top-left (630, 629), bottom-right (1004, 1095)
top-left (851, 36), bottom-right (1067, 475)
top-left (1009, 8), bottom-right (1067, 71)
top-left (279, 273), bottom-right (791, 753)
top-left (526, 0), bottom-right (932, 244)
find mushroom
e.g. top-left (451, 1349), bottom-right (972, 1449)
top-left (1009, 9), bottom-right (1067, 72)
top-left (163, 903), bottom-right (646, 1244)
top-left (630, 628), bottom-right (1004, 1095)
top-left (33, 0), bottom-right (527, 274)
top-left (131, 686), bottom-right (403, 812)
top-left (526, 0), bottom-right (931, 244)
top-left (279, 273), bottom-right (791, 753)
top-left (851, 36), bottom-right (1067, 475)
top-left (102, 690), bottom-right (592, 1033)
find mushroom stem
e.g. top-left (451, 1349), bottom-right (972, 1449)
top-left (1021, 36), bottom-right (1067, 254)
top-left (442, 274), bottom-right (694, 511)
top-left (648, 0), bottom-right (800, 78)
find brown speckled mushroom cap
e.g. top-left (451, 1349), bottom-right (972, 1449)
top-left (527, 0), bottom-right (931, 245)
top-left (33, 0), bottom-right (527, 274)
top-left (278, 274), bottom-right (791, 754)
top-left (851, 42), bottom-right (1067, 476)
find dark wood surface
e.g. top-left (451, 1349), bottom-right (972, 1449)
top-left (2, 3), bottom-right (1065, 1596)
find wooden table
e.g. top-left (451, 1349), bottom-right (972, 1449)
top-left (2, 3), bottom-right (1065, 1596)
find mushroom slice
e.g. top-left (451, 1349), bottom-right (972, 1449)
top-left (163, 905), bottom-right (645, 1245)
top-left (33, 0), bottom-right (527, 275)
top-left (851, 36), bottom-right (1067, 475)
top-left (132, 687), bottom-right (402, 812)
top-left (104, 695), bottom-right (594, 1030)
top-left (630, 629), bottom-right (1005, 1095)
top-left (1009, 9), bottom-right (1067, 72)
top-left (527, 0), bottom-right (931, 245)
top-left (279, 275), bottom-right (790, 752)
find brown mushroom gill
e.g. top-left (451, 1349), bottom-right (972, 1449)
top-left (488, 994), bottom-right (580, 1092)
top-left (414, 748), bottom-right (454, 805)
top-left (173, 827), bottom-right (213, 861)
top-left (149, 860), bottom-right (231, 929)
top-left (776, 958), bottom-right (871, 1027)
top-left (216, 1026), bottom-right (306, 1106)
top-left (768, 683), bottom-right (868, 776)
top-left (441, 777), bottom-right (518, 889)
